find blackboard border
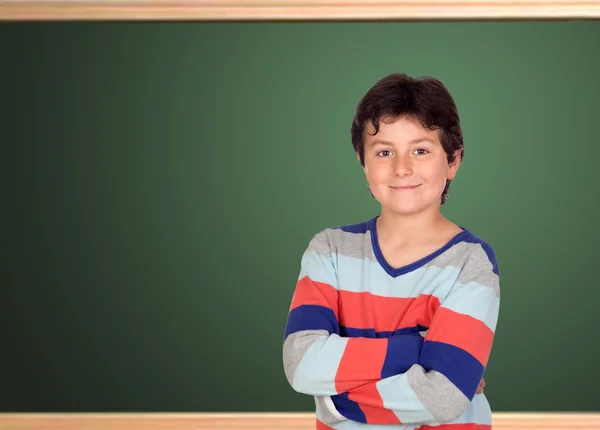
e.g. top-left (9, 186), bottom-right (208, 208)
top-left (1, 0), bottom-right (600, 21)
top-left (0, 412), bottom-right (599, 429)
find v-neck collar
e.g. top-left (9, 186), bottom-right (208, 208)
top-left (368, 215), bottom-right (470, 278)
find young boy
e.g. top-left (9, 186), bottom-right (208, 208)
top-left (283, 73), bottom-right (500, 430)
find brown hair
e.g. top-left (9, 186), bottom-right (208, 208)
top-left (351, 73), bottom-right (464, 205)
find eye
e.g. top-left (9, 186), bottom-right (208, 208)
top-left (415, 148), bottom-right (429, 155)
top-left (377, 150), bottom-right (392, 157)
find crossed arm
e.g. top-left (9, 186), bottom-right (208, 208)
top-left (283, 235), bottom-right (500, 426)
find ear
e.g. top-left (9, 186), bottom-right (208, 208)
top-left (447, 148), bottom-right (463, 181)
top-left (357, 153), bottom-right (368, 175)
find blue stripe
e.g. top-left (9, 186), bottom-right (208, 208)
top-left (340, 324), bottom-right (428, 338)
top-left (419, 341), bottom-right (484, 399)
top-left (331, 220), bottom-right (369, 234)
top-left (381, 334), bottom-right (424, 378)
top-left (331, 392), bottom-right (367, 423)
top-left (341, 327), bottom-right (394, 338)
top-left (284, 305), bottom-right (339, 339)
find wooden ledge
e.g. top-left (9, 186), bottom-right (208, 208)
top-left (0, 412), bottom-right (599, 429)
top-left (2, 1), bottom-right (600, 21)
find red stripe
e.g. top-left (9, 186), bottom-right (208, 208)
top-left (290, 276), bottom-right (338, 320)
top-left (316, 418), bottom-right (336, 430)
top-left (338, 291), bottom-right (440, 332)
top-left (418, 424), bottom-right (491, 430)
top-left (334, 337), bottom-right (387, 393)
top-left (427, 307), bottom-right (495, 366)
top-left (347, 383), bottom-right (401, 424)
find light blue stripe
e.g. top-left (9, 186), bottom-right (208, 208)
top-left (336, 254), bottom-right (459, 300)
top-left (293, 333), bottom-right (347, 395)
top-left (374, 373), bottom-right (439, 425)
top-left (334, 421), bottom-right (418, 430)
top-left (298, 250), bottom-right (339, 289)
top-left (441, 281), bottom-right (500, 331)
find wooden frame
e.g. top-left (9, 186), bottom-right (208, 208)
top-left (0, 412), bottom-right (600, 429)
top-left (1, 0), bottom-right (600, 21)
top-left (1, 0), bottom-right (599, 427)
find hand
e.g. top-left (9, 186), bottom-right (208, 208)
top-left (476, 378), bottom-right (485, 394)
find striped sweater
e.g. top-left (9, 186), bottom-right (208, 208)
top-left (283, 216), bottom-right (500, 430)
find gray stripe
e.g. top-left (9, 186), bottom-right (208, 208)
top-left (315, 396), bottom-right (346, 425)
top-left (321, 228), bottom-right (377, 262)
top-left (425, 241), bottom-right (499, 296)
top-left (407, 364), bottom-right (470, 423)
top-left (424, 240), bottom-right (473, 269)
top-left (283, 329), bottom-right (328, 387)
top-left (464, 267), bottom-right (499, 297)
top-left (306, 233), bottom-right (332, 256)
top-left (457, 244), bottom-right (500, 296)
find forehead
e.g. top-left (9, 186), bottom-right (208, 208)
top-left (364, 116), bottom-right (440, 145)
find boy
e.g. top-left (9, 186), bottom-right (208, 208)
top-left (283, 73), bottom-right (500, 430)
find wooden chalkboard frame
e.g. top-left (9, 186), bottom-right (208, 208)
top-left (0, 412), bottom-right (599, 429)
top-left (1, 0), bottom-right (600, 20)
top-left (1, 1), bottom-right (599, 427)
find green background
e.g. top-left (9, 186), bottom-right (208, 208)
top-left (2, 21), bottom-right (599, 412)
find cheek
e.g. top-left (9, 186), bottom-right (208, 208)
top-left (423, 163), bottom-right (448, 182)
top-left (368, 169), bottom-right (389, 185)
top-left (365, 160), bottom-right (389, 182)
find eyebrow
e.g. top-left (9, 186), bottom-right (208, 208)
top-left (370, 138), bottom-right (435, 147)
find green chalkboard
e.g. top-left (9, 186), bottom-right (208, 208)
top-left (2, 21), bottom-right (600, 412)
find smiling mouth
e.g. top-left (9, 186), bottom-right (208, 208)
top-left (390, 185), bottom-right (421, 190)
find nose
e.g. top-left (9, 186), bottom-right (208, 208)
top-left (394, 153), bottom-right (413, 176)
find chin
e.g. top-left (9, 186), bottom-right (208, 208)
top-left (386, 202), bottom-right (424, 215)
top-left (383, 198), bottom-right (438, 215)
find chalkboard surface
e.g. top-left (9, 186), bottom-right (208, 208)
top-left (2, 21), bottom-right (600, 412)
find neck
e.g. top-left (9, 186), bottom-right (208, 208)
top-left (376, 206), bottom-right (447, 248)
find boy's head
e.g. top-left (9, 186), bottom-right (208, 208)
top-left (351, 73), bottom-right (464, 214)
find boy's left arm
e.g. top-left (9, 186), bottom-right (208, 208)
top-left (329, 258), bottom-right (500, 426)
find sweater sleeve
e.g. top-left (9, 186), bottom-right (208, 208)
top-left (328, 247), bottom-right (501, 426)
top-left (283, 233), bottom-right (424, 396)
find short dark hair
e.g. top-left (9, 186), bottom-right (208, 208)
top-left (351, 73), bottom-right (464, 205)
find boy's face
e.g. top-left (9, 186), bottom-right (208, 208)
top-left (360, 116), bottom-right (461, 216)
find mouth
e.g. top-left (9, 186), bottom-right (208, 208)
top-left (390, 184), bottom-right (421, 191)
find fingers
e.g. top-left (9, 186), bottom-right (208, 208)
top-left (476, 378), bottom-right (485, 394)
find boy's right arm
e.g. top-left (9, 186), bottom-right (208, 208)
top-left (283, 234), bottom-right (424, 396)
